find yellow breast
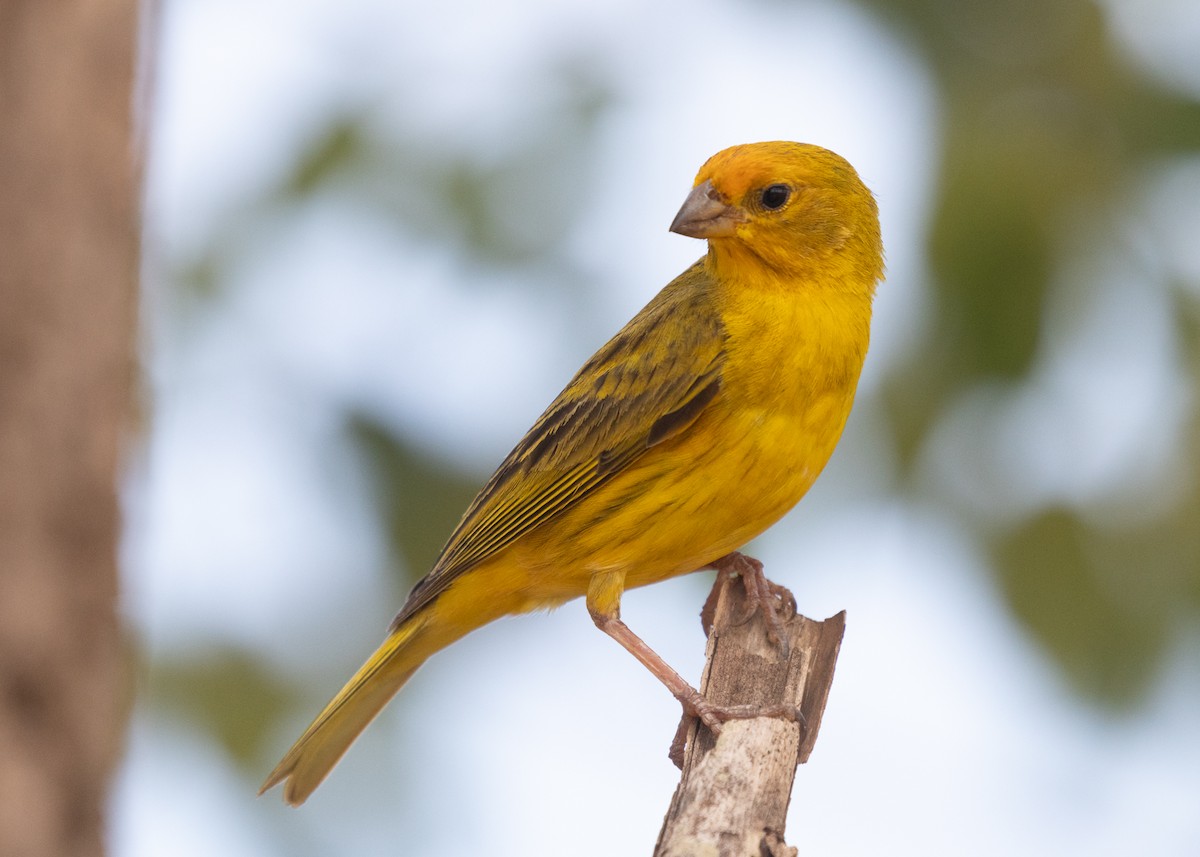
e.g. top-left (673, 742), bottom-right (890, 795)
top-left (515, 276), bottom-right (872, 597)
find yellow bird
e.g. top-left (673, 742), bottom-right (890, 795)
top-left (262, 141), bottom-right (884, 805)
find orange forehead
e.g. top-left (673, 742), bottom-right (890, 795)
top-left (694, 141), bottom-right (850, 202)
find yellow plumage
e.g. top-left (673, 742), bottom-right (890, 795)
top-left (262, 141), bottom-right (884, 805)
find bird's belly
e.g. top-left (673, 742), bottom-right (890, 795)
top-left (512, 384), bottom-right (855, 599)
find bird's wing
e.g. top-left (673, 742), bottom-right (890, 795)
top-left (391, 261), bottom-right (724, 627)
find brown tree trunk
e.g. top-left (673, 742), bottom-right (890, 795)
top-left (0, 2), bottom-right (141, 855)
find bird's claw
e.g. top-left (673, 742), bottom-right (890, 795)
top-left (669, 686), bottom-right (807, 767)
top-left (708, 552), bottom-right (795, 656)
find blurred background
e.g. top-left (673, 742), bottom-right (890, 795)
top-left (116, 0), bottom-right (1200, 854)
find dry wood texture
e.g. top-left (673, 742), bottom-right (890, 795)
top-left (654, 573), bottom-right (845, 857)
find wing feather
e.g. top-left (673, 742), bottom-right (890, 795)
top-left (391, 261), bottom-right (724, 628)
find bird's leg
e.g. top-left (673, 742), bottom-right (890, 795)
top-left (587, 570), bottom-right (719, 728)
top-left (707, 552), bottom-right (796, 655)
top-left (587, 569), bottom-right (803, 768)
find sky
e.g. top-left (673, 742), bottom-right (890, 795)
top-left (115, 0), bottom-right (1200, 855)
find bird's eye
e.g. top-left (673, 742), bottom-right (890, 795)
top-left (760, 184), bottom-right (791, 210)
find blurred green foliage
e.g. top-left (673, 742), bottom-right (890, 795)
top-left (346, 412), bottom-right (480, 587)
top-left (151, 0), bottom-right (1200, 767)
top-left (148, 647), bottom-right (298, 765)
top-left (277, 63), bottom-right (612, 274)
top-left (860, 0), bottom-right (1200, 705)
top-left (995, 509), bottom-right (1172, 703)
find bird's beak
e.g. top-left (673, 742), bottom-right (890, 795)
top-left (669, 180), bottom-right (745, 239)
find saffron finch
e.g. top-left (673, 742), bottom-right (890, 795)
top-left (262, 141), bottom-right (884, 805)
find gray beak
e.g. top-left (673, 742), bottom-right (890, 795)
top-left (669, 180), bottom-right (744, 239)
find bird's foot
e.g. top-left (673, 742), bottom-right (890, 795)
top-left (668, 685), bottom-right (805, 767)
top-left (703, 552), bottom-right (796, 655)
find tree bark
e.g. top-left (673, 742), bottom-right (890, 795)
top-left (0, 2), bottom-right (141, 855)
top-left (654, 574), bottom-right (845, 857)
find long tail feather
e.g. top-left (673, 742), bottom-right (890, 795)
top-left (260, 615), bottom-right (432, 806)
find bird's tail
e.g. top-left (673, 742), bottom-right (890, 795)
top-left (259, 613), bottom-right (435, 806)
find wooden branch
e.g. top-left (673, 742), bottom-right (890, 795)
top-left (654, 573), bottom-right (846, 857)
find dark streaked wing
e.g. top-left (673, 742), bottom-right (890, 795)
top-left (390, 261), bottom-right (725, 628)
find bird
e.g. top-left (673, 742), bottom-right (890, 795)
top-left (261, 141), bottom-right (884, 805)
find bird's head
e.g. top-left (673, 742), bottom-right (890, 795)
top-left (670, 141), bottom-right (883, 292)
